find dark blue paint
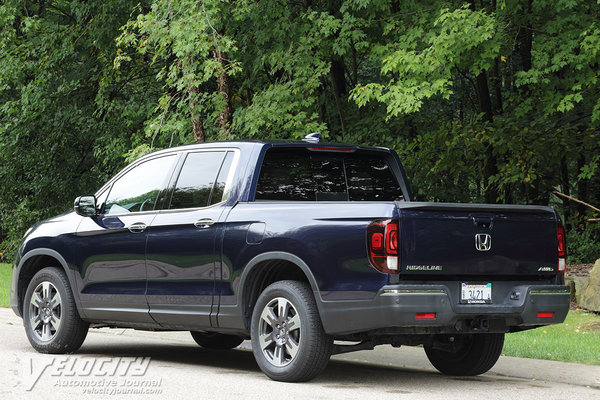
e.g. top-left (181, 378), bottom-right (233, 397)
top-left (11, 140), bottom-right (561, 333)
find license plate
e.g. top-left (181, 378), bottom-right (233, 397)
top-left (461, 283), bottom-right (492, 304)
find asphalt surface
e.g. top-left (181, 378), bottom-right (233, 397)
top-left (1, 307), bottom-right (599, 400)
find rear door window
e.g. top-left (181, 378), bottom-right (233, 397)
top-left (210, 151), bottom-right (236, 205)
top-left (169, 150), bottom-right (237, 209)
top-left (255, 148), bottom-right (403, 201)
top-left (169, 151), bottom-right (226, 209)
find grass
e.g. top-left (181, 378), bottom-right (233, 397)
top-left (0, 263), bottom-right (12, 308)
top-left (503, 309), bottom-right (600, 365)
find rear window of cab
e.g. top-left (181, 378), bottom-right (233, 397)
top-left (255, 147), bottom-right (404, 201)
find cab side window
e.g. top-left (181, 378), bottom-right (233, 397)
top-left (105, 155), bottom-right (176, 215)
top-left (169, 151), bottom-right (235, 209)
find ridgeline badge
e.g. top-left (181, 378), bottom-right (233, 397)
top-left (405, 265), bottom-right (443, 271)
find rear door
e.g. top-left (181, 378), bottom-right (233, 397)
top-left (145, 150), bottom-right (238, 329)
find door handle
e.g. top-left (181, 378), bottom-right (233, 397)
top-left (128, 223), bottom-right (147, 233)
top-left (194, 219), bottom-right (214, 229)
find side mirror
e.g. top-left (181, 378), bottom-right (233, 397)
top-left (74, 195), bottom-right (97, 217)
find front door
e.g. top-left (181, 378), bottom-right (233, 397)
top-left (76, 154), bottom-right (178, 323)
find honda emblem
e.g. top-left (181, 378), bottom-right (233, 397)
top-left (475, 233), bottom-right (492, 251)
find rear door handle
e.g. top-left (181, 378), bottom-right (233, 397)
top-left (128, 223), bottom-right (147, 233)
top-left (194, 219), bottom-right (214, 229)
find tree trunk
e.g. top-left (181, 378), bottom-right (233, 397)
top-left (475, 71), bottom-right (500, 203)
top-left (476, 72), bottom-right (493, 122)
top-left (560, 156), bottom-right (571, 227)
top-left (350, 39), bottom-right (358, 86)
top-left (188, 85), bottom-right (205, 143)
top-left (577, 153), bottom-right (588, 216)
top-left (517, 0), bottom-right (533, 73)
top-left (214, 50), bottom-right (233, 137)
top-left (493, 57), bottom-right (503, 114)
top-left (329, 58), bottom-right (347, 138)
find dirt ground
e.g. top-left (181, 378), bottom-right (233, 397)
top-left (567, 263), bottom-right (594, 277)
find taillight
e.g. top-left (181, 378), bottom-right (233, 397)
top-left (415, 313), bottom-right (436, 320)
top-left (557, 224), bottom-right (566, 274)
top-left (367, 219), bottom-right (399, 273)
top-left (537, 312), bottom-right (554, 318)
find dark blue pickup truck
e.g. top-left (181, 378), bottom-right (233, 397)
top-left (10, 137), bottom-right (570, 381)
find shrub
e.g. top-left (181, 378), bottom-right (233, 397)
top-left (567, 227), bottom-right (600, 264)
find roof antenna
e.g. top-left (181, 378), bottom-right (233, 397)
top-left (302, 132), bottom-right (320, 144)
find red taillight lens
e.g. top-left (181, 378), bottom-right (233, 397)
top-left (387, 225), bottom-right (398, 254)
top-left (557, 224), bottom-right (566, 274)
top-left (557, 225), bottom-right (566, 258)
top-left (537, 312), bottom-right (554, 318)
top-left (371, 232), bottom-right (384, 251)
top-left (367, 219), bottom-right (399, 273)
top-left (415, 313), bottom-right (436, 320)
top-left (309, 147), bottom-right (354, 152)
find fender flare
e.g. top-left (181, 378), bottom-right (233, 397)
top-left (17, 248), bottom-right (86, 318)
top-left (237, 251), bottom-right (325, 310)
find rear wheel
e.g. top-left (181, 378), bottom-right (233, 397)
top-left (23, 267), bottom-right (89, 353)
top-left (251, 280), bottom-right (333, 382)
top-left (190, 331), bottom-right (244, 350)
top-left (424, 333), bottom-right (504, 376)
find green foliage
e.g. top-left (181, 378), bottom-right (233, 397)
top-left (351, 5), bottom-right (502, 117)
top-left (0, 0), bottom-right (155, 257)
top-left (1, 0), bottom-right (599, 260)
top-left (566, 226), bottom-right (600, 264)
top-left (115, 0), bottom-right (241, 143)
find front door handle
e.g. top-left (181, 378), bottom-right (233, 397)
top-left (194, 218), bottom-right (214, 229)
top-left (128, 223), bottom-right (147, 233)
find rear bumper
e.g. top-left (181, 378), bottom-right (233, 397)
top-left (318, 282), bottom-right (570, 335)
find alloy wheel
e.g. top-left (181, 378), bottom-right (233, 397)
top-left (29, 281), bottom-right (62, 342)
top-left (257, 297), bottom-right (301, 367)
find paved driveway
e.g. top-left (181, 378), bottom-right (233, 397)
top-left (1, 308), bottom-right (598, 400)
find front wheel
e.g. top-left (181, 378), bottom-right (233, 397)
top-left (251, 280), bottom-right (333, 382)
top-left (424, 333), bottom-right (504, 376)
top-left (23, 267), bottom-right (89, 353)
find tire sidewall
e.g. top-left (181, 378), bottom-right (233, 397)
top-left (23, 268), bottom-right (75, 351)
top-left (250, 282), bottom-right (320, 380)
top-left (425, 333), bottom-right (504, 376)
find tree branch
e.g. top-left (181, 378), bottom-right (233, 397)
top-left (552, 191), bottom-right (600, 221)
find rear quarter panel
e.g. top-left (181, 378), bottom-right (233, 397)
top-left (219, 202), bottom-right (398, 306)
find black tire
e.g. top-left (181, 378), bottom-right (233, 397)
top-left (250, 280), bottom-right (333, 382)
top-left (22, 267), bottom-right (89, 354)
top-left (424, 333), bottom-right (504, 376)
top-left (190, 331), bottom-right (244, 349)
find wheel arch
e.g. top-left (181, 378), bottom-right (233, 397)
top-left (16, 248), bottom-right (84, 318)
top-left (238, 251), bottom-right (323, 331)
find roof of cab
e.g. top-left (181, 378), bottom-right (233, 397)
top-left (139, 139), bottom-right (391, 160)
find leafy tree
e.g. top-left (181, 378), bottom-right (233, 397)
top-left (1, 0), bottom-right (598, 260)
top-left (0, 0), bottom-right (155, 255)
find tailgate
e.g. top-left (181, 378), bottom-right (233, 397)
top-left (396, 202), bottom-right (559, 277)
